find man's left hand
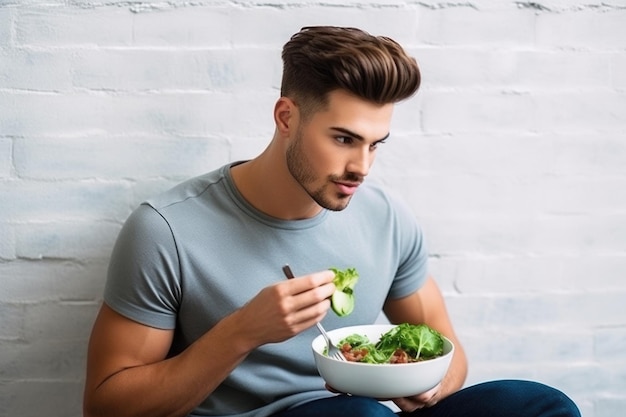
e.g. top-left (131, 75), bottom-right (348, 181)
top-left (391, 383), bottom-right (441, 412)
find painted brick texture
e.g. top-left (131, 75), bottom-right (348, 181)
top-left (1, 1), bottom-right (624, 416)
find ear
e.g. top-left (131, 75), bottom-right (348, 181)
top-left (273, 97), bottom-right (299, 137)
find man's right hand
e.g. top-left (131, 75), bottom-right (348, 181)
top-left (233, 269), bottom-right (336, 348)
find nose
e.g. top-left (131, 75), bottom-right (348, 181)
top-left (347, 146), bottom-right (373, 178)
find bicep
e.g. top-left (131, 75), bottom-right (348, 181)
top-left (85, 303), bottom-right (174, 392)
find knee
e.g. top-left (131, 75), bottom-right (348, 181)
top-left (497, 380), bottom-right (582, 417)
top-left (529, 381), bottom-right (581, 417)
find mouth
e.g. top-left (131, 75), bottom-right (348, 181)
top-left (334, 181), bottom-right (361, 196)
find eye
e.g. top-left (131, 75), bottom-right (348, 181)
top-left (370, 139), bottom-right (387, 150)
top-left (335, 136), bottom-right (354, 145)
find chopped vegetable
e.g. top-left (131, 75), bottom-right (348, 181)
top-left (329, 267), bottom-right (359, 317)
top-left (338, 323), bottom-right (444, 364)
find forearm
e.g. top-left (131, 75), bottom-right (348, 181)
top-left (439, 339), bottom-right (468, 399)
top-left (84, 311), bottom-right (253, 417)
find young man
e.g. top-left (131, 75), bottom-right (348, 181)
top-left (83, 26), bottom-right (581, 417)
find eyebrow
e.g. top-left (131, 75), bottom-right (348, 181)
top-left (330, 126), bottom-right (390, 143)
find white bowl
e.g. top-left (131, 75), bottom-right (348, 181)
top-left (311, 324), bottom-right (454, 398)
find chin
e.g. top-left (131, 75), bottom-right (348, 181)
top-left (320, 196), bottom-right (352, 212)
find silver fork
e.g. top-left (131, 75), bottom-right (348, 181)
top-left (281, 264), bottom-right (346, 361)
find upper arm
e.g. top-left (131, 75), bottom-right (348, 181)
top-left (84, 303), bottom-right (174, 396)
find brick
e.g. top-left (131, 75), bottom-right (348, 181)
top-left (533, 213), bottom-right (626, 253)
top-left (540, 177), bottom-right (626, 214)
top-left (392, 174), bottom-right (626, 223)
top-left (125, 4), bottom-right (420, 49)
top-left (536, 8), bottom-right (626, 49)
top-left (421, 90), bottom-right (535, 133)
top-left (0, 180), bottom-right (132, 223)
top-left (596, 398), bottom-right (626, 417)
top-left (15, 221), bottom-right (121, 260)
top-left (446, 291), bottom-right (625, 329)
top-left (22, 300), bottom-right (99, 341)
top-left (549, 133), bottom-right (626, 177)
top-left (376, 133), bottom-right (554, 178)
top-left (0, 259), bottom-right (106, 303)
top-left (230, 136), bottom-right (271, 162)
top-left (132, 6), bottom-right (232, 47)
top-left (0, 223), bottom-right (16, 260)
top-left (0, 48), bottom-right (73, 91)
top-left (612, 52), bottom-right (626, 89)
top-left (422, 211), bottom-right (625, 258)
top-left (433, 253), bottom-right (626, 295)
top-left (459, 328), bottom-right (593, 363)
top-left (0, 380), bottom-right (83, 417)
top-left (378, 132), bottom-right (626, 182)
top-left (594, 327), bottom-right (626, 361)
top-left (414, 48), bottom-right (613, 90)
top-left (534, 91), bottom-right (626, 132)
top-left (15, 7), bottom-right (133, 47)
top-left (416, 5), bottom-right (536, 46)
top-left (71, 47), bottom-right (278, 93)
top-left (0, 91), bottom-right (274, 137)
top-left (13, 136), bottom-right (230, 180)
top-left (387, 96), bottom-right (422, 133)
top-left (521, 292), bottom-right (625, 328)
top-left (0, 337), bottom-right (86, 380)
top-left (394, 176), bottom-right (542, 218)
top-left (603, 366), bottom-right (626, 397)
top-left (535, 363), bottom-right (606, 400)
top-left (0, 138), bottom-right (12, 178)
top-left (230, 5), bottom-right (420, 46)
top-left (0, 8), bottom-right (13, 46)
top-left (0, 303), bottom-right (24, 340)
top-left (511, 50), bottom-right (613, 90)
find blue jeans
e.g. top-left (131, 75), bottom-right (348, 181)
top-left (270, 380), bottom-right (581, 417)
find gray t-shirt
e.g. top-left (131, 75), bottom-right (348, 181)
top-left (104, 162), bottom-right (429, 417)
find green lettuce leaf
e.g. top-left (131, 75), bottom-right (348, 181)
top-left (337, 323), bottom-right (444, 363)
top-left (329, 267), bottom-right (359, 317)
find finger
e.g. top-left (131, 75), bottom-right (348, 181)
top-left (416, 383), bottom-right (440, 404)
top-left (325, 383), bottom-right (341, 394)
top-left (287, 298), bottom-right (332, 328)
top-left (281, 276), bottom-right (336, 311)
top-left (283, 270), bottom-right (335, 295)
top-left (392, 397), bottom-right (425, 413)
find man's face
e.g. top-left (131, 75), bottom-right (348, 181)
top-left (286, 89), bottom-right (394, 211)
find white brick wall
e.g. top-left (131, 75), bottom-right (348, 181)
top-left (1, 1), bottom-right (624, 416)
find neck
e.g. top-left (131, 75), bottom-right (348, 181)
top-left (230, 139), bottom-right (322, 220)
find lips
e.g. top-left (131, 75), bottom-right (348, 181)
top-left (334, 181), bottom-right (361, 196)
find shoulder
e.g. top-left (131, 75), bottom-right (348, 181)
top-left (146, 165), bottom-right (229, 211)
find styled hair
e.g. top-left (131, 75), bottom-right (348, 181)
top-left (280, 26), bottom-right (420, 116)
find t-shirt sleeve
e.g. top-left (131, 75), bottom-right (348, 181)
top-left (104, 203), bottom-right (181, 330)
top-left (386, 192), bottom-right (429, 300)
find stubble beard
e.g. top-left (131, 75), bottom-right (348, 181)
top-left (285, 133), bottom-right (352, 212)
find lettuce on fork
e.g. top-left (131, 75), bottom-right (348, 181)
top-left (329, 267), bottom-right (359, 317)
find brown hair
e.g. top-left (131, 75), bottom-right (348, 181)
top-left (280, 26), bottom-right (420, 116)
